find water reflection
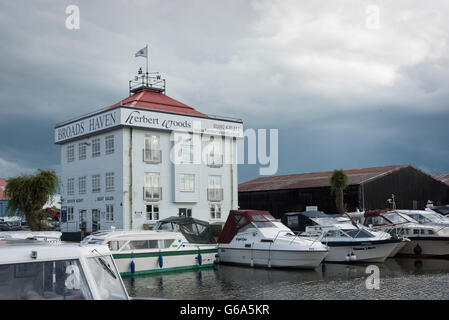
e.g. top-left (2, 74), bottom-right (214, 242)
top-left (122, 259), bottom-right (449, 300)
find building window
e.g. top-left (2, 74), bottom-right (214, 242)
top-left (210, 204), bottom-right (221, 219)
top-left (92, 174), bottom-right (101, 193)
top-left (180, 174), bottom-right (195, 192)
top-left (207, 137), bottom-right (223, 167)
top-left (67, 145), bottom-right (75, 163)
top-left (67, 207), bottom-right (74, 221)
top-left (105, 135), bottom-right (114, 155)
top-left (67, 178), bottom-right (75, 196)
top-left (106, 204), bottom-right (114, 221)
top-left (146, 205), bottom-right (159, 221)
top-left (179, 208), bottom-right (192, 217)
top-left (105, 172), bottom-right (114, 192)
top-left (144, 135), bottom-right (161, 163)
top-left (78, 176), bottom-right (86, 194)
top-left (92, 138), bottom-right (100, 157)
top-left (79, 143), bottom-right (86, 160)
top-left (144, 173), bottom-right (161, 201)
top-left (207, 175), bottom-right (223, 201)
top-left (179, 142), bottom-right (193, 164)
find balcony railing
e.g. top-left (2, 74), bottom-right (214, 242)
top-left (207, 154), bottom-right (223, 168)
top-left (207, 188), bottom-right (223, 202)
top-left (143, 149), bottom-right (162, 163)
top-left (143, 187), bottom-right (162, 202)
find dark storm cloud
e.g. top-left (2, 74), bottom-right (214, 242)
top-left (0, 0), bottom-right (448, 181)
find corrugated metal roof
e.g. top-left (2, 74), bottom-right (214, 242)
top-left (104, 88), bottom-right (209, 118)
top-left (238, 164), bottom-right (410, 192)
top-left (432, 173), bottom-right (449, 186)
top-left (0, 178), bottom-right (8, 200)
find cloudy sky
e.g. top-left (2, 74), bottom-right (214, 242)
top-left (0, 0), bottom-right (448, 182)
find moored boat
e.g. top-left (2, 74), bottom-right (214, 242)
top-left (282, 211), bottom-right (406, 263)
top-left (363, 209), bottom-right (449, 258)
top-left (217, 210), bottom-right (329, 269)
top-left (81, 229), bottom-right (217, 276)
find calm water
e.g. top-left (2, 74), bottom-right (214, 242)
top-left (123, 258), bottom-right (449, 300)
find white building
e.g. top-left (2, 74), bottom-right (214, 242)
top-left (55, 78), bottom-right (243, 232)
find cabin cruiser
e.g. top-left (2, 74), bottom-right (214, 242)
top-left (217, 210), bottom-right (329, 269)
top-left (282, 211), bottom-right (406, 262)
top-left (81, 228), bottom-right (217, 276)
top-left (398, 210), bottom-right (449, 226)
top-left (363, 209), bottom-right (449, 258)
top-left (0, 239), bottom-right (129, 300)
top-left (0, 231), bottom-right (62, 241)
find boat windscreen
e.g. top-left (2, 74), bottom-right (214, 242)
top-left (342, 229), bottom-right (375, 238)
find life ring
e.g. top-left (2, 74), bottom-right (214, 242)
top-left (414, 244), bottom-right (422, 255)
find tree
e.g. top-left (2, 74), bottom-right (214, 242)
top-left (5, 169), bottom-right (58, 231)
top-left (329, 169), bottom-right (348, 215)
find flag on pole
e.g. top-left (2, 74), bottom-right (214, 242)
top-left (135, 46), bottom-right (148, 58)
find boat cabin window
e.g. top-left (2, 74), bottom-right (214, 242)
top-left (364, 216), bottom-right (384, 226)
top-left (407, 214), bottom-right (431, 224)
top-left (342, 229), bottom-right (374, 238)
top-left (86, 256), bottom-right (128, 300)
top-left (156, 222), bottom-right (181, 232)
top-left (322, 230), bottom-right (348, 238)
top-left (128, 240), bottom-right (159, 250)
top-left (107, 241), bottom-right (128, 251)
top-left (383, 213), bottom-right (409, 224)
top-left (234, 214), bottom-right (248, 228)
top-left (252, 214), bottom-right (275, 222)
top-left (0, 259), bottom-right (92, 300)
top-left (252, 221), bottom-right (276, 228)
top-left (287, 216), bottom-right (299, 228)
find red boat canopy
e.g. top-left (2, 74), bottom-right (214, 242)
top-left (217, 210), bottom-right (276, 244)
top-left (364, 208), bottom-right (392, 217)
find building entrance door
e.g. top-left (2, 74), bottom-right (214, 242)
top-left (92, 209), bottom-right (100, 232)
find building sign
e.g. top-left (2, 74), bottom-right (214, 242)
top-left (55, 110), bottom-right (120, 143)
top-left (55, 107), bottom-right (243, 144)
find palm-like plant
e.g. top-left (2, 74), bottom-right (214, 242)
top-left (329, 169), bottom-right (348, 215)
top-left (5, 169), bottom-right (58, 231)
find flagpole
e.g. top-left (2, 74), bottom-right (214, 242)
top-left (146, 45), bottom-right (149, 86)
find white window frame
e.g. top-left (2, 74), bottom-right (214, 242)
top-left (179, 143), bottom-right (193, 164)
top-left (146, 204), bottom-right (159, 221)
top-left (144, 135), bottom-right (161, 162)
top-left (67, 145), bottom-right (75, 163)
top-left (67, 207), bottom-right (74, 221)
top-left (67, 178), bottom-right (75, 196)
top-left (78, 143), bottom-right (86, 160)
top-left (105, 204), bottom-right (114, 221)
top-left (180, 174), bottom-right (195, 192)
top-left (92, 174), bottom-right (101, 193)
top-left (92, 138), bottom-right (100, 157)
top-left (210, 204), bottom-right (222, 219)
top-left (105, 135), bottom-right (114, 155)
top-left (105, 172), bottom-right (114, 192)
top-left (78, 176), bottom-right (86, 194)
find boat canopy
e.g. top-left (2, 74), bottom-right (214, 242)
top-left (217, 210), bottom-right (277, 244)
top-left (280, 211), bottom-right (329, 232)
top-left (153, 216), bottom-right (216, 244)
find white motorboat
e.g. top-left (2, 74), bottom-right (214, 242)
top-left (282, 211), bottom-right (406, 263)
top-left (81, 229), bottom-right (218, 276)
top-left (217, 210), bottom-right (329, 269)
top-left (363, 209), bottom-right (449, 258)
top-left (398, 209), bottom-right (449, 226)
top-left (0, 239), bottom-right (129, 300)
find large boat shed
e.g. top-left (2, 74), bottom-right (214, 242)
top-left (238, 165), bottom-right (449, 218)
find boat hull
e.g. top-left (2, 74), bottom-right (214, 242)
top-left (217, 247), bottom-right (328, 269)
top-left (113, 247), bottom-right (218, 276)
top-left (323, 240), bottom-right (401, 263)
top-left (396, 238), bottom-right (449, 258)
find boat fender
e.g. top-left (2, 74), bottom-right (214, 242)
top-left (345, 254), bottom-right (351, 262)
top-left (250, 259), bottom-right (254, 267)
top-left (414, 244), bottom-right (422, 255)
top-left (130, 260), bottom-right (135, 274)
top-left (158, 255), bottom-right (163, 268)
top-left (350, 254), bottom-right (357, 261)
top-left (197, 253), bottom-right (202, 266)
